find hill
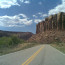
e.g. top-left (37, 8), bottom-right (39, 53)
top-left (0, 30), bottom-right (33, 40)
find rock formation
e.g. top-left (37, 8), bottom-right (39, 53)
top-left (0, 30), bottom-right (33, 40)
top-left (36, 12), bottom-right (65, 34)
top-left (28, 12), bottom-right (65, 43)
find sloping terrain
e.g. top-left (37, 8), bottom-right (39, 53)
top-left (28, 30), bottom-right (65, 43)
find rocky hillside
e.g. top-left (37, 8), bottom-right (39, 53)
top-left (28, 30), bottom-right (65, 43)
top-left (28, 12), bottom-right (65, 43)
top-left (0, 30), bottom-right (33, 40)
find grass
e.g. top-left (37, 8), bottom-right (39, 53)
top-left (0, 43), bottom-right (40, 56)
top-left (0, 36), bottom-right (22, 47)
top-left (0, 36), bottom-right (40, 56)
top-left (51, 42), bottom-right (65, 54)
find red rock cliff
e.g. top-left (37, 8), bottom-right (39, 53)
top-left (36, 12), bottom-right (65, 34)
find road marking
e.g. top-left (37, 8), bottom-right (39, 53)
top-left (51, 45), bottom-right (65, 56)
top-left (22, 46), bottom-right (44, 65)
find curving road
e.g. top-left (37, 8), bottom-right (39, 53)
top-left (0, 45), bottom-right (65, 65)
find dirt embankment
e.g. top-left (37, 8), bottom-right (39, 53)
top-left (28, 30), bottom-right (65, 44)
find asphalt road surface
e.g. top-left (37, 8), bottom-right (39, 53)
top-left (0, 45), bottom-right (65, 65)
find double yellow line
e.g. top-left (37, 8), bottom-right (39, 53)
top-left (22, 46), bottom-right (44, 65)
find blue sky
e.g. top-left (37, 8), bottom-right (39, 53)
top-left (0, 0), bottom-right (65, 33)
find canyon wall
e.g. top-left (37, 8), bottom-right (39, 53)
top-left (0, 30), bottom-right (33, 40)
top-left (36, 12), bottom-right (65, 34)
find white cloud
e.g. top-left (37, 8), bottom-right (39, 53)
top-left (20, 0), bottom-right (30, 4)
top-left (48, 0), bottom-right (65, 15)
top-left (20, 0), bottom-right (24, 2)
top-left (38, 12), bottom-right (48, 18)
top-left (23, 20), bottom-right (32, 25)
top-left (0, 0), bottom-right (30, 8)
top-left (18, 14), bottom-right (27, 18)
top-left (34, 19), bottom-right (42, 23)
top-left (24, 0), bottom-right (30, 4)
top-left (40, 14), bottom-right (48, 17)
top-left (38, 12), bottom-right (42, 15)
top-left (33, 12), bottom-right (47, 18)
top-left (0, 14), bottom-right (32, 27)
top-left (33, 15), bottom-right (37, 18)
top-left (33, 12), bottom-right (47, 23)
top-left (0, 0), bottom-right (20, 8)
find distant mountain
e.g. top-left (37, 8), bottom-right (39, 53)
top-left (0, 30), bottom-right (33, 40)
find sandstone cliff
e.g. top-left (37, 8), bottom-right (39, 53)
top-left (28, 12), bottom-right (65, 43)
top-left (36, 12), bottom-right (65, 34)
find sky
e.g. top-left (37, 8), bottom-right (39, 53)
top-left (0, 0), bottom-right (65, 33)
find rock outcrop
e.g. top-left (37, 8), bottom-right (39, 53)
top-left (36, 12), bottom-right (65, 34)
top-left (28, 12), bottom-right (65, 43)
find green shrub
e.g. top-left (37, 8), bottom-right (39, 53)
top-left (9, 36), bottom-right (20, 45)
top-left (0, 36), bottom-right (25, 48)
top-left (0, 37), bottom-right (11, 47)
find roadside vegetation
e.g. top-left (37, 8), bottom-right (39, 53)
top-left (51, 42), bottom-right (65, 54)
top-left (0, 36), bottom-right (40, 56)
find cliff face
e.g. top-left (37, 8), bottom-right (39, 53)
top-left (28, 12), bottom-right (65, 43)
top-left (36, 12), bottom-right (65, 34)
top-left (0, 30), bottom-right (33, 40)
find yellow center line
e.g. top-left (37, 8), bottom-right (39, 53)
top-left (22, 46), bottom-right (44, 65)
top-left (26, 47), bottom-right (43, 65)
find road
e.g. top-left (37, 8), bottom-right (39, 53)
top-left (0, 45), bottom-right (65, 65)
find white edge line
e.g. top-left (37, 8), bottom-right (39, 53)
top-left (50, 45), bottom-right (65, 56)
